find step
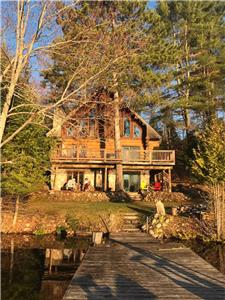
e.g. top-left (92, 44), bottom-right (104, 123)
top-left (122, 228), bottom-right (140, 232)
top-left (123, 220), bottom-right (140, 225)
top-left (122, 223), bottom-right (140, 229)
top-left (123, 215), bottom-right (140, 220)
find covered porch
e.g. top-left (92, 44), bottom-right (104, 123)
top-left (51, 164), bottom-right (173, 193)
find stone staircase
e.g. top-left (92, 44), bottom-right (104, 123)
top-left (127, 192), bottom-right (143, 201)
top-left (122, 213), bottom-right (141, 232)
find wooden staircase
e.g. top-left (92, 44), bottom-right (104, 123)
top-left (122, 213), bottom-right (141, 232)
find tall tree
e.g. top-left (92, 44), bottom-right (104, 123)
top-left (156, 0), bottom-right (225, 136)
top-left (1, 75), bottom-right (53, 197)
top-left (42, 0), bottom-right (172, 190)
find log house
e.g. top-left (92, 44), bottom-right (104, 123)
top-left (49, 103), bottom-right (175, 192)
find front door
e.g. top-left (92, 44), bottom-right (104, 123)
top-left (123, 172), bottom-right (140, 192)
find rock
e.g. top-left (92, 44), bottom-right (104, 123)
top-left (156, 200), bottom-right (166, 216)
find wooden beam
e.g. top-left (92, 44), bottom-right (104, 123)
top-left (55, 164), bottom-right (115, 169)
top-left (104, 167), bottom-right (107, 191)
top-left (51, 164), bottom-right (173, 170)
top-left (123, 166), bottom-right (173, 170)
top-left (168, 168), bottom-right (172, 192)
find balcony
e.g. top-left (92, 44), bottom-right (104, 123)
top-left (52, 148), bottom-right (175, 165)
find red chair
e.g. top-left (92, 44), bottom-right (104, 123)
top-left (154, 181), bottom-right (161, 191)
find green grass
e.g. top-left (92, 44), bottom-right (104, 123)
top-left (20, 197), bottom-right (178, 232)
top-left (26, 198), bottom-right (137, 216)
top-left (26, 197), bottom-right (176, 217)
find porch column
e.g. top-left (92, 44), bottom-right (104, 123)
top-left (168, 168), bottom-right (172, 192)
top-left (115, 163), bottom-right (123, 191)
top-left (104, 167), bottom-right (108, 191)
top-left (51, 166), bottom-right (58, 190)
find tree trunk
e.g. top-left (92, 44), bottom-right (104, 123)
top-left (184, 22), bottom-right (191, 139)
top-left (9, 238), bottom-right (14, 284)
top-left (0, 79), bottom-right (17, 144)
top-left (114, 89), bottom-right (123, 191)
top-left (12, 195), bottom-right (20, 228)
top-left (213, 183), bottom-right (224, 241)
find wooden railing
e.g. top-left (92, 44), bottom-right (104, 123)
top-left (52, 148), bottom-right (175, 165)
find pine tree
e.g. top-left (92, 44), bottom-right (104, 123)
top-left (157, 0), bottom-right (225, 135)
top-left (192, 119), bottom-right (225, 184)
top-left (42, 1), bottom-right (170, 190)
top-left (1, 52), bottom-right (53, 197)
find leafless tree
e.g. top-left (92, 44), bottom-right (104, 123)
top-left (0, 0), bottom-right (127, 149)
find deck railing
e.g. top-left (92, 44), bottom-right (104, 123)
top-left (52, 148), bottom-right (175, 165)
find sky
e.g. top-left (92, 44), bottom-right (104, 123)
top-left (1, 0), bottom-right (157, 84)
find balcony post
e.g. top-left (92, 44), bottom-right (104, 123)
top-left (104, 149), bottom-right (106, 162)
top-left (172, 150), bottom-right (175, 163)
top-left (76, 145), bottom-right (79, 161)
top-left (149, 151), bottom-right (152, 164)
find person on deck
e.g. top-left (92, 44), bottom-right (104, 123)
top-left (66, 178), bottom-right (76, 190)
top-left (83, 178), bottom-right (90, 191)
top-left (141, 181), bottom-right (147, 191)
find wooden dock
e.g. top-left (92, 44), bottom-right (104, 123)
top-left (63, 232), bottom-right (225, 299)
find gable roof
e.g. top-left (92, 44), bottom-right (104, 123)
top-left (128, 108), bottom-right (161, 141)
top-left (48, 104), bottom-right (161, 141)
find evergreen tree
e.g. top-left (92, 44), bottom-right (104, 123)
top-left (192, 119), bottom-right (225, 184)
top-left (1, 50), bottom-right (53, 197)
top-left (156, 0), bottom-right (225, 135)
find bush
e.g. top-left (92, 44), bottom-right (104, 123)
top-left (66, 214), bottom-right (80, 232)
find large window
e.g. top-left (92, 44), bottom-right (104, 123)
top-left (89, 109), bottom-right (96, 137)
top-left (124, 118), bottom-right (130, 137)
top-left (134, 125), bottom-right (141, 138)
top-left (66, 127), bottom-right (74, 137)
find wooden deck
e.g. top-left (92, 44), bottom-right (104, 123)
top-left (52, 149), bottom-right (175, 166)
top-left (63, 233), bottom-right (225, 299)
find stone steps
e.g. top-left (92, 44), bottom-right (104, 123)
top-left (122, 213), bottom-right (141, 232)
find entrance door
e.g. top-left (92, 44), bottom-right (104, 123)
top-left (94, 169), bottom-right (104, 191)
top-left (123, 172), bottom-right (140, 192)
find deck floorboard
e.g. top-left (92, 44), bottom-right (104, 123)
top-left (63, 232), bottom-right (225, 299)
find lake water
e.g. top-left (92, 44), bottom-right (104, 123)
top-left (1, 234), bottom-right (90, 300)
top-left (1, 235), bottom-right (225, 300)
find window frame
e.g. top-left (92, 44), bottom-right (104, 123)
top-left (66, 126), bottom-right (74, 137)
top-left (123, 117), bottom-right (131, 137)
top-left (133, 124), bottom-right (142, 139)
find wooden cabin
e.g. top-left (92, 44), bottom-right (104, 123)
top-left (49, 103), bottom-right (175, 192)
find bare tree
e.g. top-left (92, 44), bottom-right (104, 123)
top-left (0, 0), bottom-right (128, 149)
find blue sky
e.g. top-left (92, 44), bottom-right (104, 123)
top-left (1, 0), bottom-right (157, 83)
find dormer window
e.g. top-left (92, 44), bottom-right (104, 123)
top-left (124, 118), bottom-right (130, 137)
top-left (134, 125), bottom-right (141, 138)
top-left (66, 127), bottom-right (74, 137)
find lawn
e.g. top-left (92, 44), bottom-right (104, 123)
top-left (21, 198), bottom-right (155, 232)
top-left (25, 196), bottom-right (175, 218)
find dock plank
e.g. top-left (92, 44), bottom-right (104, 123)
top-left (63, 233), bottom-right (225, 299)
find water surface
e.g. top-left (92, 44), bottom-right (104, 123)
top-left (1, 234), bottom-right (90, 300)
top-left (1, 234), bottom-right (225, 300)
